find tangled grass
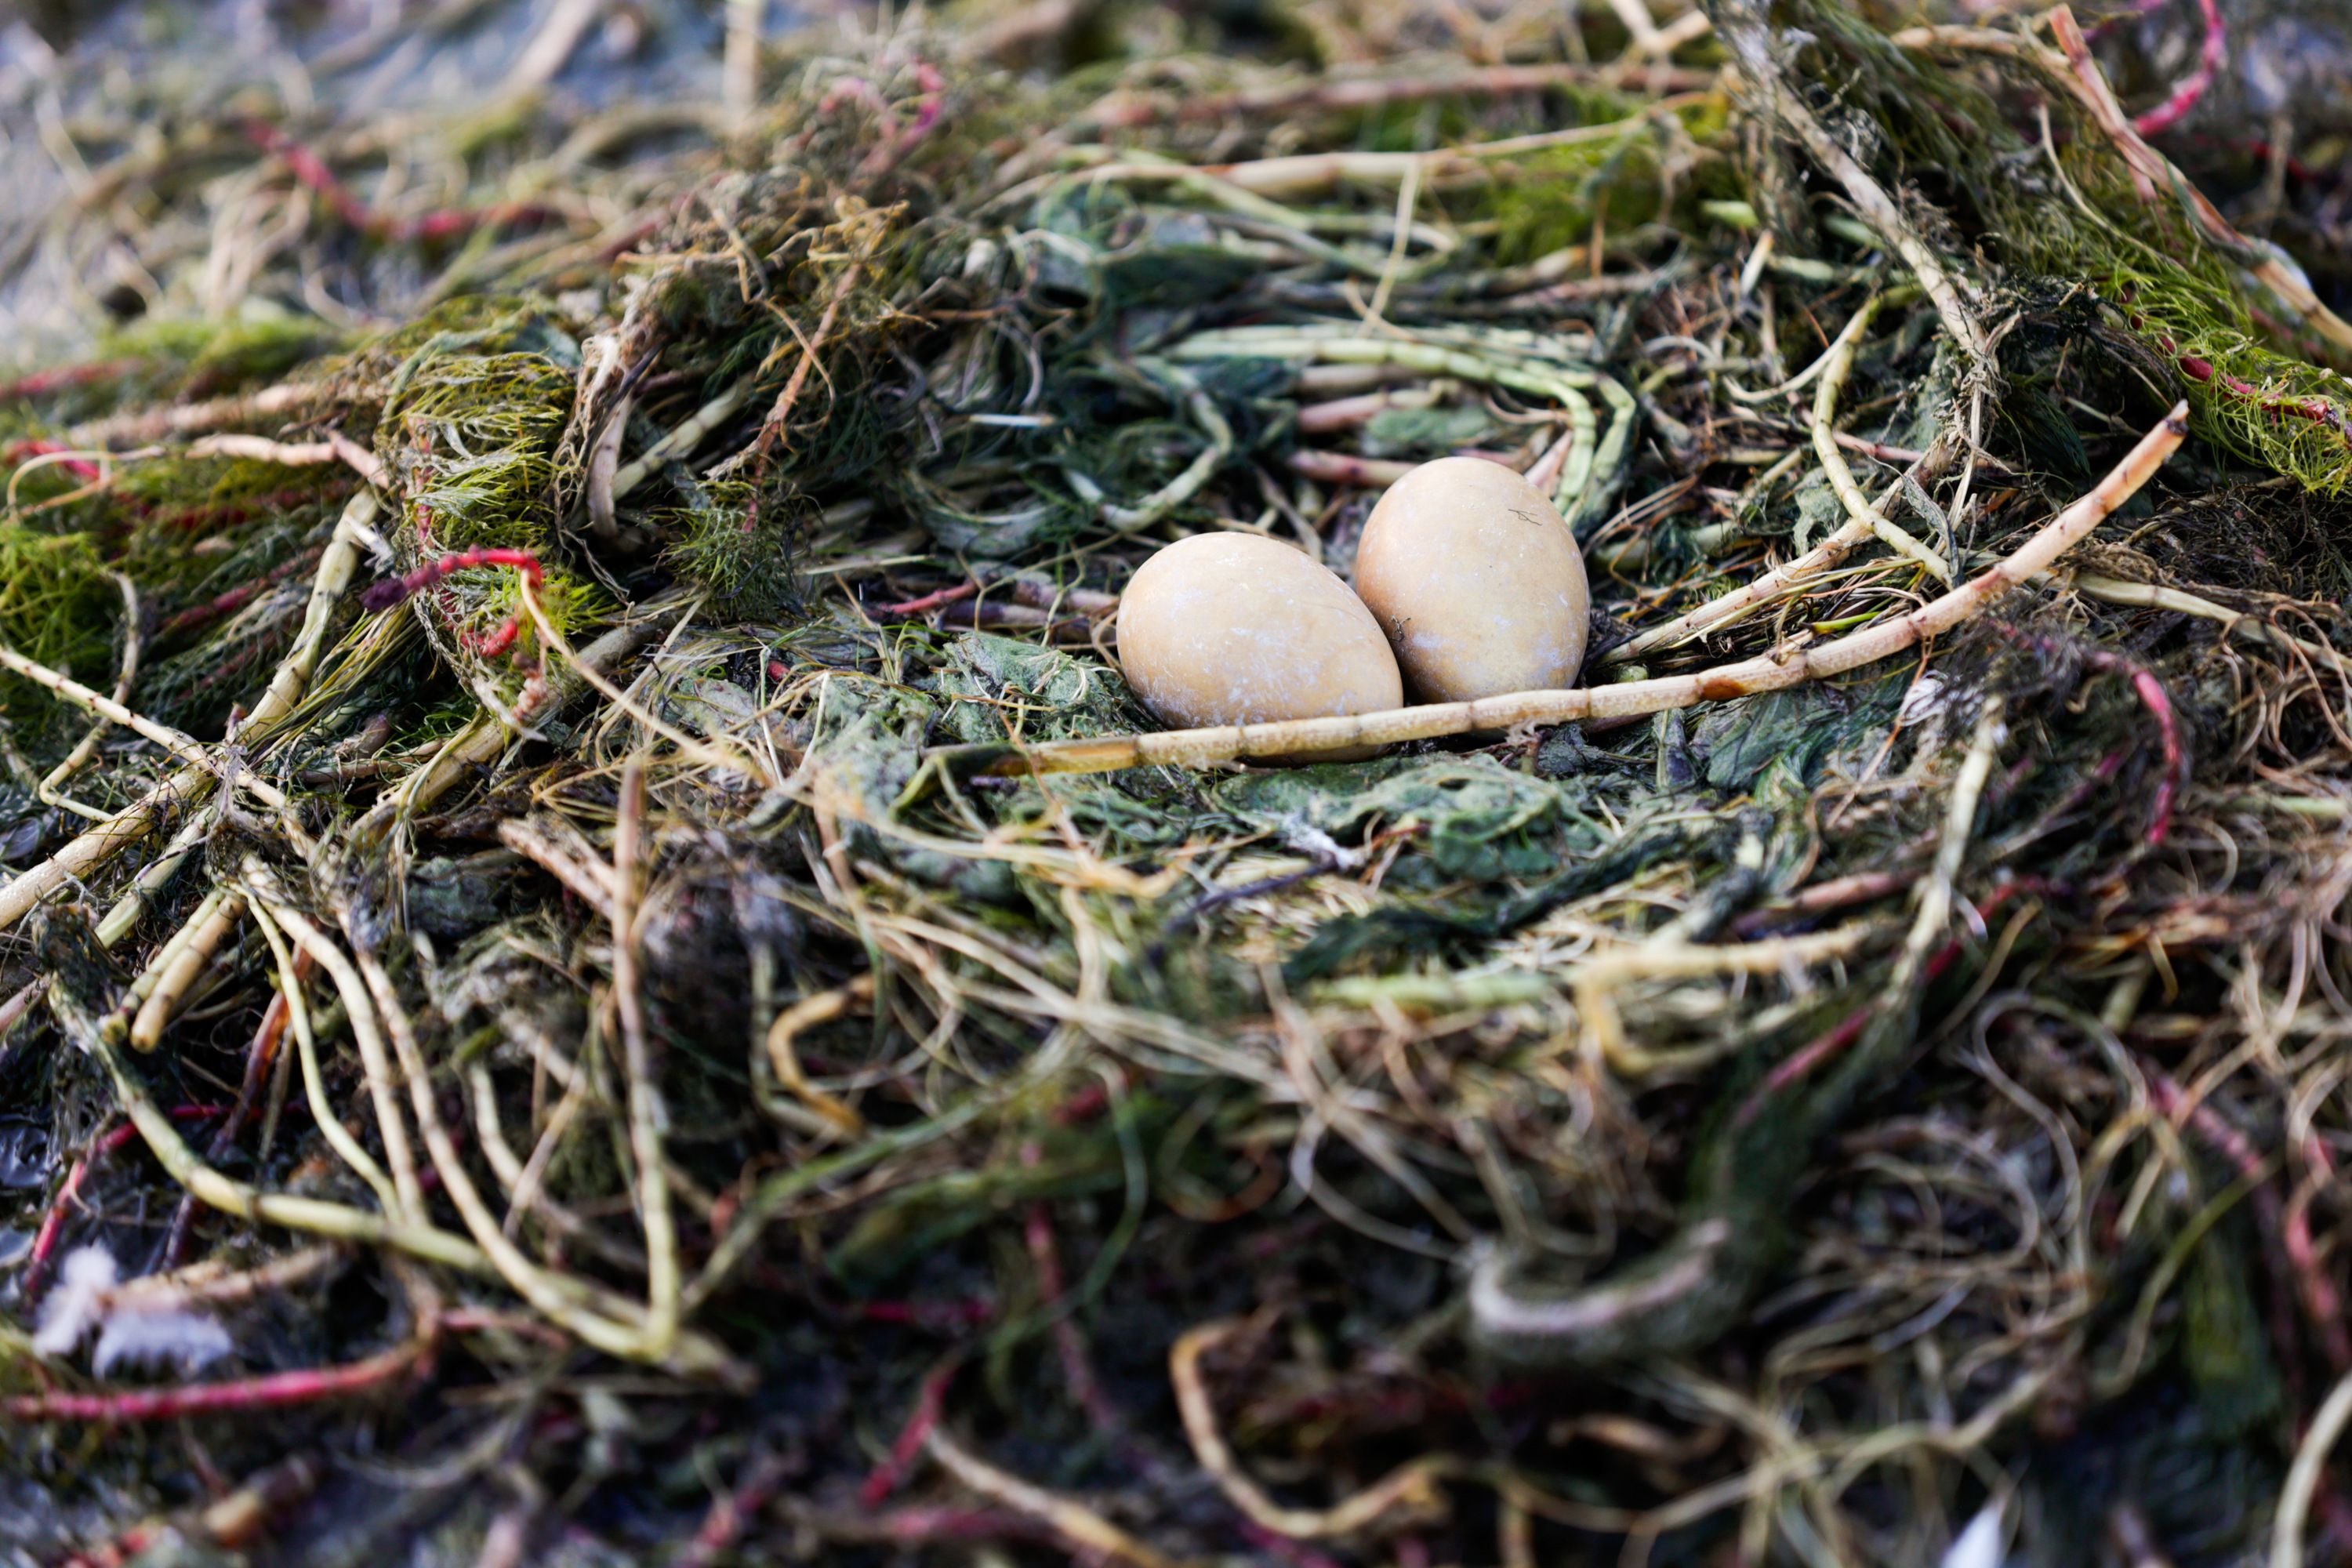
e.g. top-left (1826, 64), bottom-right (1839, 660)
top-left (1, 2), bottom-right (2351, 1564)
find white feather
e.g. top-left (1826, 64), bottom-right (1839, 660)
top-left (29, 1243), bottom-right (234, 1375)
top-left (1940, 1505), bottom-right (2008, 1568)
top-left (93, 1309), bottom-right (233, 1376)
top-left (31, 1245), bottom-right (118, 1357)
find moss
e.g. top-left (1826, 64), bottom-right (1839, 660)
top-left (379, 350), bottom-right (572, 551)
top-left (0, 524), bottom-right (118, 753)
top-left (1468, 96), bottom-right (1733, 264)
top-left (665, 481), bottom-right (804, 623)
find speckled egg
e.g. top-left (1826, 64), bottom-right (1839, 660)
top-left (1352, 456), bottom-right (1592, 703)
top-left (1115, 532), bottom-right (1403, 762)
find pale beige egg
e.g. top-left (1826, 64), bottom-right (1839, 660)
top-left (1352, 456), bottom-right (1592, 703)
top-left (1115, 532), bottom-right (1403, 763)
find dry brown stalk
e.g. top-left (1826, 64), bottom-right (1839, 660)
top-left (186, 430), bottom-right (389, 488)
top-left (68, 380), bottom-right (328, 449)
top-left (939, 404), bottom-right (2186, 778)
top-left (276, 880), bottom-right (742, 1378)
top-left (1574, 923), bottom-right (1882, 1076)
top-left (1809, 292), bottom-right (1950, 581)
top-left (1170, 1315), bottom-right (1454, 1538)
top-left (0, 488), bottom-right (377, 934)
top-left (67, 993), bottom-right (488, 1276)
top-left (2276, 1365), bottom-right (2352, 1568)
top-left (247, 885), bottom-right (427, 1221)
top-left (346, 601), bottom-right (693, 855)
top-left (612, 755), bottom-right (682, 1358)
top-left (1715, 1), bottom-right (1992, 369)
top-left (608, 378), bottom-right (756, 501)
top-left (115, 885), bottom-right (236, 1022)
top-left (2071, 572), bottom-right (2346, 670)
top-left (0, 641), bottom-right (297, 816)
top-left (128, 889), bottom-right (249, 1053)
top-left (495, 815), bottom-right (620, 917)
top-left (1597, 436), bottom-right (1953, 667)
top-left (761, 975), bottom-right (873, 1136)
top-left (517, 579), bottom-right (772, 783)
top-left (923, 1428), bottom-right (1192, 1568)
top-left (749, 261), bottom-right (862, 459)
top-left (246, 896), bottom-right (399, 1212)
top-left (37, 572), bottom-right (140, 822)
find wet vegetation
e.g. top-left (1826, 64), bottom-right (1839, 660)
top-left (4, 1), bottom-right (2352, 1563)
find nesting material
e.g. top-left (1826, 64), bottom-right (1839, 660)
top-left (1352, 456), bottom-right (1592, 702)
top-left (1114, 532), bottom-right (1403, 763)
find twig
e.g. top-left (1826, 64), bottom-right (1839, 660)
top-left (516, 578), bottom-right (773, 783)
top-left (932, 404), bottom-right (2186, 777)
top-left (512, 0), bottom-right (605, 91)
top-left (23, 1120), bottom-right (136, 1300)
top-left (59, 985), bottom-right (490, 1276)
top-left (1809, 292), bottom-right (1950, 581)
top-left (1602, 434), bottom-right (1958, 666)
top-left (2071, 572), bottom-right (2347, 670)
top-left (8, 1335), bottom-right (429, 1424)
top-left (128, 890), bottom-right (249, 1053)
top-left (361, 545), bottom-right (543, 612)
top-left (725, 0), bottom-right (762, 125)
top-left (1083, 63), bottom-right (1713, 130)
top-left (1101, 361), bottom-right (1234, 532)
top-left (1170, 1316), bottom-right (1450, 1539)
top-left (762, 976), bottom-right (873, 1136)
top-left (924, 1426), bottom-right (1193, 1568)
top-left (1082, 96), bottom-right (1707, 199)
top-left (37, 572), bottom-right (140, 822)
top-left (612, 755), bottom-right (681, 1358)
top-left (246, 898), bottom-right (399, 1212)
top-left (69, 382), bottom-right (328, 450)
top-left (1285, 449), bottom-right (1415, 486)
top-left (0, 644), bottom-right (296, 816)
top-left (1900, 694), bottom-right (2006, 981)
top-left (673, 1449), bottom-right (792, 1568)
top-left (269, 878), bottom-right (740, 1378)
top-left (609, 379), bottom-right (757, 502)
top-left (750, 263), bottom-right (862, 460)
top-left (0, 488), bottom-right (378, 935)
top-left (2275, 1367), bottom-right (2352, 1568)
top-left (186, 431), bottom-right (388, 488)
top-left (862, 1356), bottom-right (964, 1507)
top-left (244, 887), bottom-right (426, 1220)
top-left (1573, 924), bottom-right (1882, 1076)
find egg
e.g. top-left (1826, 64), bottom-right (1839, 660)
top-left (1115, 532), bottom-right (1403, 762)
top-left (1352, 456), bottom-right (1592, 704)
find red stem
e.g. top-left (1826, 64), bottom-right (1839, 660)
top-left (24, 1106), bottom-right (226, 1299)
top-left (2132, 0), bottom-right (2225, 136)
top-left (859, 1356), bottom-right (963, 1507)
top-left (362, 548), bottom-right (545, 622)
top-left (5, 1338), bottom-right (426, 1423)
top-left (1732, 885), bottom-right (2033, 1127)
top-left (853, 1298), bottom-right (996, 1330)
top-left (2126, 668), bottom-right (2183, 847)
top-left (674, 1450), bottom-right (793, 1568)
top-left (0, 361), bottom-right (140, 401)
top-left (877, 582), bottom-right (980, 616)
top-left (241, 121), bottom-right (554, 244)
top-left (7, 439), bottom-right (105, 484)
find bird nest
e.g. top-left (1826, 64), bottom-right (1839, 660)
top-left (2, 2), bottom-right (2350, 1563)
